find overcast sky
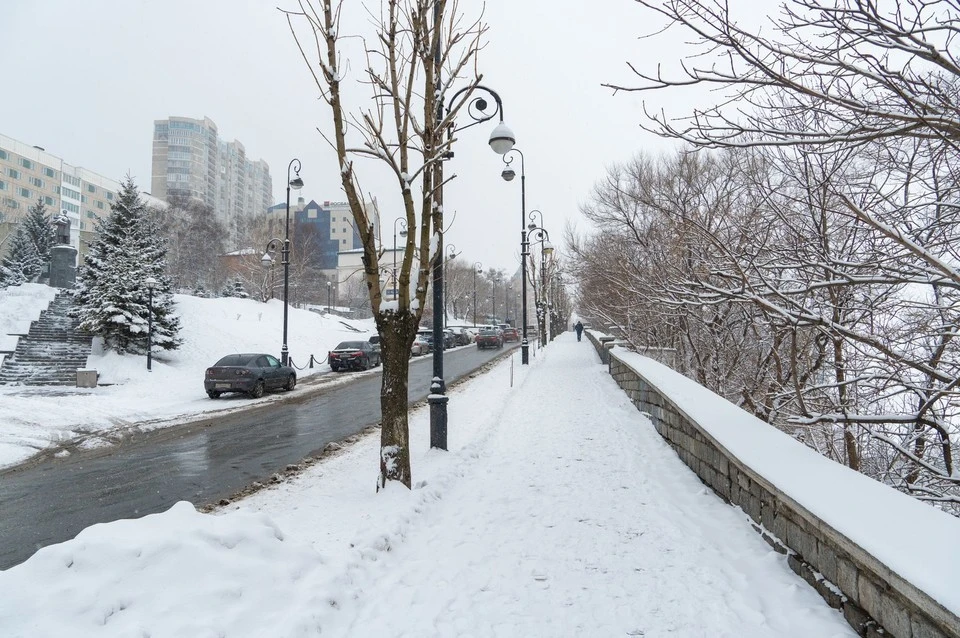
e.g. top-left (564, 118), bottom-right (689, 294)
top-left (1, 0), bottom-right (701, 275)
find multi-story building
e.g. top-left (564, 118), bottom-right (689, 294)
top-left (265, 197), bottom-right (379, 271)
top-left (0, 133), bottom-right (120, 262)
top-left (151, 116), bottom-right (272, 249)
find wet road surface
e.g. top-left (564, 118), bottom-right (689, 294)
top-left (0, 344), bottom-right (519, 570)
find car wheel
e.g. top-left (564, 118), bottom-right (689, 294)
top-left (361, 356), bottom-right (370, 371)
top-left (285, 374), bottom-right (296, 391)
top-left (207, 390), bottom-right (221, 399)
top-left (249, 380), bottom-right (265, 399)
top-left (331, 363), bottom-right (339, 372)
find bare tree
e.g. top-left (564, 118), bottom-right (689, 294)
top-left (285, 0), bottom-right (489, 488)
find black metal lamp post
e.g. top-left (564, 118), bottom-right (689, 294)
top-left (472, 261), bottom-right (482, 326)
top-left (501, 148), bottom-right (529, 363)
top-left (326, 280), bottom-right (332, 313)
top-left (260, 159), bottom-right (303, 367)
top-left (444, 244), bottom-right (460, 327)
top-left (492, 274), bottom-right (500, 323)
top-left (145, 276), bottom-right (157, 371)
top-left (428, 81), bottom-right (514, 451)
top-left (528, 221), bottom-right (553, 346)
top-left (392, 217), bottom-right (407, 300)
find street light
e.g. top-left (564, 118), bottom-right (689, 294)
top-left (427, 81), bottom-right (513, 451)
top-left (392, 217), bottom-right (407, 300)
top-left (444, 244), bottom-right (460, 328)
top-left (501, 147), bottom-right (530, 364)
top-left (144, 276), bottom-right (157, 371)
top-left (528, 220), bottom-right (553, 346)
top-left (260, 158), bottom-right (303, 366)
top-left (473, 262), bottom-right (482, 326)
top-left (492, 273), bottom-right (500, 323)
top-left (327, 280), bottom-right (332, 313)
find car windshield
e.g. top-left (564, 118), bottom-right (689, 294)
top-left (479, 329), bottom-right (497, 335)
top-left (214, 354), bottom-right (255, 366)
top-left (336, 341), bottom-right (365, 349)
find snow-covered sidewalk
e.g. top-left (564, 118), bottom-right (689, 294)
top-left (0, 333), bottom-right (854, 637)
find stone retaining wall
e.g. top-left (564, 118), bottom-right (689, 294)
top-left (585, 332), bottom-right (958, 638)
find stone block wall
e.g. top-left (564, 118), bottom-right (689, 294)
top-left (586, 333), bottom-right (958, 638)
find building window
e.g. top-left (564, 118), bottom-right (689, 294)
top-left (0, 149), bottom-right (7, 160)
top-left (29, 176), bottom-right (43, 188)
top-left (87, 184), bottom-right (96, 193)
top-left (8, 168), bottom-right (20, 179)
top-left (86, 210), bottom-right (96, 218)
top-left (63, 174), bottom-right (80, 187)
top-left (18, 187), bottom-right (31, 198)
top-left (342, 239), bottom-right (347, 245)
top-left (0, 180), bottom-right (5, 191)
top-left (62, 186), bottom-right (80, 200)
top-left (331, 228), bottom-right (335, 233)
top-left (44, 196), bottom-right (54, 206)
top-left (62, 202), bottom-right (79, 214)
top-left (106, 192), bottom-right (114, 200)
top-left (43, 167), bottom-right (56, 178)
top-left (19, 158), bottom-right (32, 170)
top-left (81, 195), bottom-right (87, 203)
top-left (79, 221), bottom-right (86, 230)
top-left (96, 200), bottom-right (104, 209)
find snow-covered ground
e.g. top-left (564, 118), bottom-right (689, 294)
top-left (0, 284), bottom-right (378, 469)
top-left (0, 326), bottom-right (858, 637)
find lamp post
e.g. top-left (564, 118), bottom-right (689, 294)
top-left (473, 261), bottom-right (482, 326)
top-left (144, 276), bottom-right (157, 371)
top-left (492, 274), bottom-right (500, 324)
top-left (507, 284), bottom-right (513, 326)
top-left (427, 79), bottom-right (514, 451)
top-left (260, 159), bottom-right (303, 366)
top-left (443, 244), bottom-right (460, 328)
top-left (392, 217), bottom-right (407, 300)
top-left (326, 280), bottom-right (332, 313)
top-left (528, 221), bottom-right (553, 346)
top-left (501, 148), bottom-right (530, 364)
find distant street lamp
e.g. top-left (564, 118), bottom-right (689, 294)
top-left (473, 262), bottom-right (482, 326)
top-left (444, 244), bottom-right (460, 328)
top-left (492, 274), bottom-right (500, 323)
top-left (501, 147), bottom-right (530, 364)
top-left (528, 219), bottom-right (553, 345)
top-left (327, 280), bottom-right (332, 313)
top-left (392, 217), bottom-right (407, 300)
top-left (260, 158), bottom-right (303, 366)
top-left (144, 276), bottom-right (157, 371)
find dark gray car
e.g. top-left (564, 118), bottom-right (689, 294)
top-left (204, 353), bottom-right (297, 399)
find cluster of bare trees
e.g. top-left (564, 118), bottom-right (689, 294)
top-left (570, 0), bottom-right (960, 512)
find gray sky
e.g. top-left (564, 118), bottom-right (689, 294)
top-left (1, 0), bottom-right (691, 275)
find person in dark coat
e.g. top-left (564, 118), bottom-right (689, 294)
top-left (574, 321), bottom-right (583, 341)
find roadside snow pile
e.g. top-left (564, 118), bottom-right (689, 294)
top-left (0, 501), bottom-right (331, 636)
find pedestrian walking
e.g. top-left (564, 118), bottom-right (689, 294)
top-left (575, 321), bottom-right (583, 342)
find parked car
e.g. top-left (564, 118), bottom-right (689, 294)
top-left (368, 334), bottom-right (381, 357)
top-left (502, 327), bottom-right (519, 342)
top-left (204, 353), bottom-right (296, 399)
top-left (476, 328), bottom-right (504, 349)
top-left (448, 326), bottom-right (472, 346)
top-left (411, 334), bottom-right (430, 356)
top-left (329, 340), bottom-right (381, 372)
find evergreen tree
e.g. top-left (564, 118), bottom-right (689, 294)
top-left (22, 199), bottom-right (55, 268)
top-left (0, 199), bottom-right (53, 286)
top-left (73, 176), bottom-right (182, 354)
top-left (231, 279), bottom-right (248, 299)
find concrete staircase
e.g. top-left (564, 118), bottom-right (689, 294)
top-left (0, 293), bottom-right (93, 386)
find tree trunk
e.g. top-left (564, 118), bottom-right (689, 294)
top-left (377, 311), bottom-right (417, 489)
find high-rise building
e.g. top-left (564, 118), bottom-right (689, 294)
top-left (0, 133), bottom-right (122, 262)
top-left (151, 116), bottom-right (272, 248)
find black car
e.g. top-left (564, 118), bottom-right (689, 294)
top-left (204, 353), bottom-right (296, 399)
top-left (329, 340), bottom-right (382, 372)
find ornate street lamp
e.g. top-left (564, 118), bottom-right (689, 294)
top-left (144, 276), bottom-right (157, 371)
top-left (326, 280), bottom-right (332, 313)
top-left (392, 217), bottom-right (407, 300)
top-left (260, 159), bottom-right (303, 366)
top-left (444, 244), bottom-right (460, 328)
top-left (528, 220), bottom-right (553, 346)
top-left (427, 82), bottom-right (514, 451)
top-left (473, 262), bottom-right (482, 326)
top-left (501, 148), bottom-right (531, 364)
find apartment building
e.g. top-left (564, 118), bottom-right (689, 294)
top-left (151, 116), bottom-right (272, 249)
top-left (0, 133), bottom-right (120, 260)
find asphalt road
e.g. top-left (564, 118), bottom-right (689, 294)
top-left (0, 343), bottom-right (519, 570)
